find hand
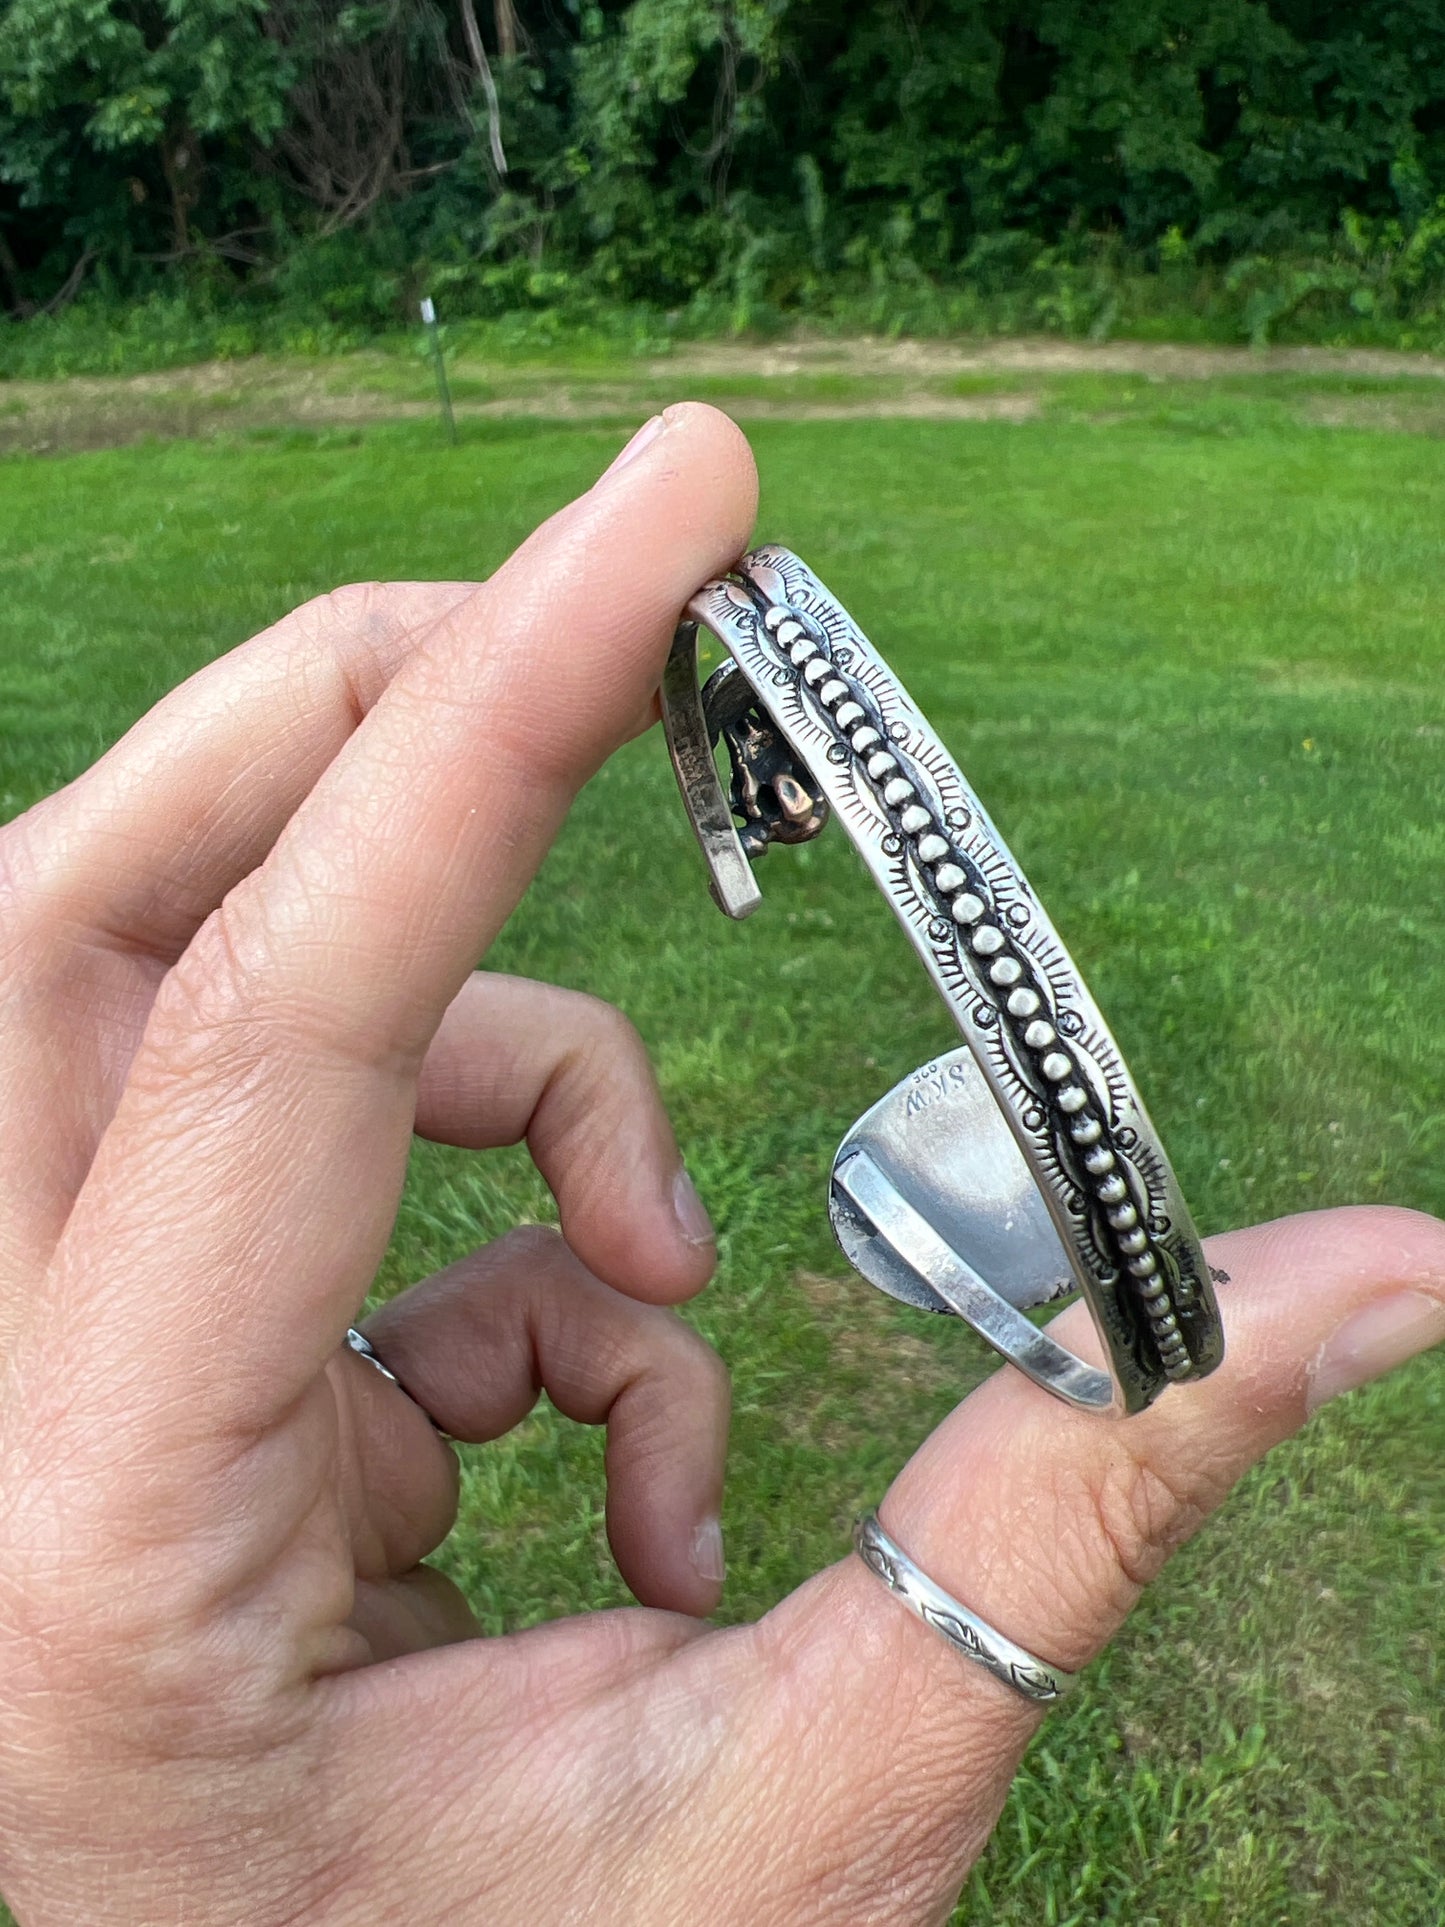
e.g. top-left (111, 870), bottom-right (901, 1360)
top-left (0, 403), bottom-right (1441, 1927)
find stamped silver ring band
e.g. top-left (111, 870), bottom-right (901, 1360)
top-left (854, 1511), bottom-right (1073, 1704)
top-left (661, 546), bottom-right (1225, 1416)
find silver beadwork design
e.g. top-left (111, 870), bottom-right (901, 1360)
top-left (661, 547), bottom-right (1224, 1413)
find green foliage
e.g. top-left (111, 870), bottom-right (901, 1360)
top-left (0, 0), bottom-right (292, 288)
top-left (7, 3), bottom-right (1445, 351)
top-left (0, 0), bottom-right (289, 148)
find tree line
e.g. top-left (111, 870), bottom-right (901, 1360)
top-left (3, 0), bottom-right (1445, 334)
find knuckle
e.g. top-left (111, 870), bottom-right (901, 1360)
top-left (274, 580), bottom-right (414, 728)
top-left (142, 889), bottom-right (394, 1087)
top-left (141, 896), bottom-right (273, 1078)
top-left (541, 999), bottom-right (661, 1198)
top-left (492, 1222), bottom-right (568, 1273)
top-left (0, 809), bottom-right (64, 975)
top-left (1067, 1440), bottom-right (1209, 1595)
top-left (621, 1314), bottom-right (729, 1447)
top-left (296, 580), bottom-right (388, 640)
top-left (671, 1320), bottom-right (731, 1407)
top-left (178, 892), bottom-right (269, 1011)
top-left (572, 992), bottom-right (648, 1079)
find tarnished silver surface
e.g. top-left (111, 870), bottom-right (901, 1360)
top-left (854, 1510), bottom-right (1074, 1704)
top-left (660, 622), bottom-right (761, 920)
top-left (662, 546), bottom-right (1225, 1416)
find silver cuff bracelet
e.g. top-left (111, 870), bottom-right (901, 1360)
top-left (661, 546), bottom-right (1225, 1416)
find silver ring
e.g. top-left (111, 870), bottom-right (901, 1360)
top-left (854, 1510), bottom-right (1073, 1704)
top-left (660, 546), bottom-right (1225, 1416)
top-left (345, 1325), bottom-right (400, 1384)
top-left (345, 1325), bottom-right (450, 1439)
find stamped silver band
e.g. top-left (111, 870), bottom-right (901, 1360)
top-left (854, 1510), bottom-right (1074, 1704)
top-left (661, 546), bottom-right (1224, 1415)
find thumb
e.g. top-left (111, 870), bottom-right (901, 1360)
top-left (755, 1206), bottom-right (1445, 1921)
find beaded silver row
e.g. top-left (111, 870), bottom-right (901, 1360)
top-left (755, 593), bottom-right (1193, 1381)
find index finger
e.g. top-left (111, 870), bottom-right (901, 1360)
top-left (35, 404), bottom-right (756, 1437)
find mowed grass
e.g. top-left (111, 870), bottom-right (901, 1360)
top-left (1, 391), bottom-right (1442, 1925)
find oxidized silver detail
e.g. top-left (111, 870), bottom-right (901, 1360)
top-left (853, 1511), bottom-right (1074, 1704)
top-left (662, 547), bottom-right (1225, 1414)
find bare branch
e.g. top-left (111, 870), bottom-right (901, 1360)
top-left (37, 248), bottom-right (97, 317)
top-left (262, 0), bottom-right (414, 228)
top-left (137, 227), bottom-right (269, 268)
top-left (495, 0), bottom-right (518, 61)
top-left (459, 0), bottom-right (509, 176)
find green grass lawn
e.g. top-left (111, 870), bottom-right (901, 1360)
top-left (2, 387), bottom-right (1442, 1924)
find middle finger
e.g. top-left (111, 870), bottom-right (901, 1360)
top-left (363, 1227), bottom-right (732, 1616)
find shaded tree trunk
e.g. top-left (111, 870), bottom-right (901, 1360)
top-left (159, 127), bottom-right (201, 254)
top-left (0, 229), bottom-right (36, 317)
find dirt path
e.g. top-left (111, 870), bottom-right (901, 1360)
top-left (5, 332), bottom-right (1445, 456)
top-left (668, 335), bottom-right (1445, 381)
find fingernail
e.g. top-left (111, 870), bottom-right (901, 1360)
top-left (691, 1516), bottom-right (726, 1586)
top-left (1306, 1289), bottom-right (1445, 1415)
top-left (596, 414), bottom-right (664, 486)
top-left (672, 1165), bottom-right (715, 1249)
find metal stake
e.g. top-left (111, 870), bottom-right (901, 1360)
top-left (419, 297), bottom-right (458, 445)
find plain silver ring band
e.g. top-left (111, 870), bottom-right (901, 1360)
top-left (854, 1510), bottom-right (1074, 1705)
top-left (345, 1325), bottom-right (451, 1438)
top-left (345, 1325), bottom-right (399, 1384)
